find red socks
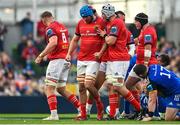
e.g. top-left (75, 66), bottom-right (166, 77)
top-left (87, 98), bottom-right (94, 105)
top-left (80, 103), bottom-right (86, 118)
top-left (68, 94), bottom-right (80, 109)
top-left (94, 95), bottom-right (101, 104)
top-left (109, 94), bottom-right (118, 117)
top-left (131, 90), bottom-right (140, 103)
top-left (47, 94), bottom-right (57, 110)
top-left (125, 91), bottom-right (140, 112)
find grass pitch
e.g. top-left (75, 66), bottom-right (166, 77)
top-left (0, 114), bottom-right (179, 124)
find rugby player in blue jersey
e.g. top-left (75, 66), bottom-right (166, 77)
top-left (133, 64), bottom-right (180, 121)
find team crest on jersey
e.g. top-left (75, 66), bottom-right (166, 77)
top-left (144, 34), bottom-right (152, 43)
top-left (46, 28), bottom-right (54, 37)
top-left (110, 26), bottom-right (117, 34)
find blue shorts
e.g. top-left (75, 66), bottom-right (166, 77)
top-left (166, 94), bottom-right (180, 109)
top-left (158, 96), bottom-right (167, 113)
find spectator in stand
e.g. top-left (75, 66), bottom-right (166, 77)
top-left (0, 19), bottom-right (7, 52)
top-left (22, 40), bottom-right (39, 76)
top-left (19, 12), bottom-right (33, 37)
top-left (34, 37), bottom-right (46, 52)
top-left (22, 40), bottom-right (39, 61)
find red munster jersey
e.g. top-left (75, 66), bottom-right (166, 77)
top-left (136, 24), bottom-right (158, 65)
top-left (75, 16), bottom-right (105, 61)
top-left (106, 18), bottom-right (130, 61)
top-left (126, 29), bottom-right (134, 50)
top-left (46, 21), bottom-right (69, 60)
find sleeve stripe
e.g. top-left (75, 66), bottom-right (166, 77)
top-left (109, 34), bottom-right (118, 37)
top-left (75, 33), bottom-right (81, 36)
top-left (48, 34), bottom-right (57, 39)
top-left (144, 42), bottom-right (152, 45)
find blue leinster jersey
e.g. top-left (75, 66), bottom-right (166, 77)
top-left (125, 55), bottom-right (137, 80)
top-left (147, 64), bottom-right (180, 97)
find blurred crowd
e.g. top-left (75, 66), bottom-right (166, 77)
top-left (0, 12), bottom-right (179, 96)
top-left (157, 37), bottom-right (180, 77)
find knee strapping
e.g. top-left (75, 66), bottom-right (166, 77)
top-left (106, 75), bottom-right (124, 87)
top-left (106, 75), bottom-right (117, 84)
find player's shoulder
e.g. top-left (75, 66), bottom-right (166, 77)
top-left (112, 18), bottom-right (123, 24)
top-left (144, 24), bottom-right (156, 33)
top-left (77, 19), bottom-right (85, 25)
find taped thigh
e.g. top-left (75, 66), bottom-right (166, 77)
top-left (77, 75), bottom-right (85, 84)
top-left (85, 75), bottom-right (96, 83)
top-left (57, 80), bottom-right (66, 88)
top-left (45, 78), bottom-right (58, 87)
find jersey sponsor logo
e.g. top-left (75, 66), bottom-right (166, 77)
top-left (81, 30), bottom-right (97, 36)
top-left (46, 28), bottom-right (55, 37)
top-left (60, 29), bottom-right (67, 32)
top-left (110, 26), bottom-right (117, 34)
top-left (144, 34), bottom-right (152, 43)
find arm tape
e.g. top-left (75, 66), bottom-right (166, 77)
top-left (128, 44), bottom-right (135, 57)
top-left (144, 49), bottom-right (152, 58)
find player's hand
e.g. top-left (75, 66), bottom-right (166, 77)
top-left (35, 55), bottom-right (43, 64)
top-left (142, 116), bottom-right (152, 121)
top-left (96, 28), bottom-right (106, 38)
top-left (65, 54), bottom-right (71, 62)
top-left (94, 52), bottom-right (102, 59)
top-left (134, 37), bottom-right (139, 45)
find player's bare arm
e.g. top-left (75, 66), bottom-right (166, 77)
top-left (35, 35), bottom-right (58, 64)
top-left (65, 34), bottom-right (80, 61)
top-left (94, 43), bottom-right (107, 59)
top-left (142, 90), bottom-right (157, 121)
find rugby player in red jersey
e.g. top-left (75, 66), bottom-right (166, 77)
top-left (35, 11), bottom-right (80, 120)
top-left (97, 4), bottom-right (140, 120)
top-left (125, 13), bottom-right (158, 119)
top-left (66, 5), bottom-right (105, 120)
top-left (116, 10), bottom-right (141, 118)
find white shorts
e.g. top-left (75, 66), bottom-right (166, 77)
top-left (106, 61), bottom-right (129, 79)
top-left (129, 64), bottom-right (143, 80)
top-left (99, 62), bottom-right (107, 73)
top-left (46, 59), bottom-right (70, 87)
top-left (77, 61), bottom-right (100, 77)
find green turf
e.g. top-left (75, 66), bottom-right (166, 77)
top-left (0, 114), bottom-right (179, 124)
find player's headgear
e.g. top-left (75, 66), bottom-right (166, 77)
top-left (101, 4), bottom-right (115, 20)
top-left (80, 5), bottom-right (93, 17)
top-left (88, 5), bottom-right (97, 14)
top-left (135, 13), bottom-right (148, 28)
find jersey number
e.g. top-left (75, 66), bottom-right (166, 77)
top-left (62, 32), bottom-right (67, 43)
top-left (160, 66), bottom-right (171, 79)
